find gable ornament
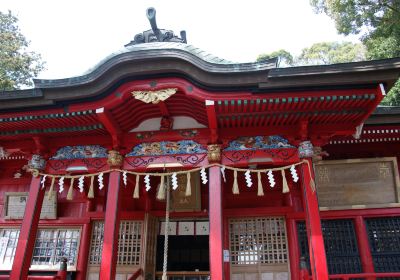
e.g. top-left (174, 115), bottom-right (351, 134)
top-left (131, 88), bottom-right (177, 104)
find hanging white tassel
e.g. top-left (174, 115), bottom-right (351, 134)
top-left (257, 172), bottom-right (264, 196)
top-left (78, 176), bottom-right (85, 193)
top-left (200, 167), bottom-right (208, 184)
top-left (58, 177), bottom-right (65, 193)
top-left (144, 174), bottom-right (151, 191)
top-left (133, 175), bottom-right (140, 198)
top-left (185, 172), bottom-right (191, 197)
top-left (290, 165), bottom-right (299, 182)
top-left (122, 171), bottom-right (127, 187)
top-left (220, 166), bottom-right (226, 182)
top-left (171, 173), bottom-right (178, 190)
top-left (267, 170), bottom-right (276, 188)
top-left (40, 175), bottom-right (47, 189)
top-left (98, 173), bottom-right (104, 190)
top-left (245, 170), bottom-right (252, 188)
top-left (232, 170), bottom-right (239, 194)
top-left (157, 175), bottom-right (166, 200)
top-left (281, 169), bottom-right (290, 193)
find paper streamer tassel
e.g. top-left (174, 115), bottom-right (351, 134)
top-left (232, 170), bottom-right (239, 194)
top-left (133, 175), bottom-right (140, 198)
top-left (41, 175), bottom-right (47, 189)
top-left (290, 165), bottom-right (299, 182)
top-left (144, 175), bottom-right (151, 191)
top-left (281, 170), bottom-right (290, 193)
top-left (220, 166), bottom-right (226, 183)
top-left (185, 172), bottom-right (191, 197)
top-left (88, 176), bottom-right (95, 199)
top-left (123, 171), bottom-right (127, 187)
top-left (58, 177), bottom-right (65, 193)
top-left (98, 173), bottom-right (104, 190)
top-left (78, 176), bottom-right (85, 193)
top-left (171, 173), bottom-right (178, 190)
top-left (200, 167), bottom-right (208, 184)
top-left (157, 175), bottom-right (166, 200)
top-left (245, 170), bottom-right (252, 188)
top-left (257, 172), bottom-right (264, 196)
top-left (48, 177), bottom-right (55, 200)
top-left (267, 170), bottom-right (275, 188)
top-left (67, 178), bottom-right (75, 200)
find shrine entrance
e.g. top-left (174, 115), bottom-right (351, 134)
top-left (155, 219), bottom-right (210, 280)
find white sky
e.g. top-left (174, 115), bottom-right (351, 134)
top-left (1, 0), bottom-right (360, 79)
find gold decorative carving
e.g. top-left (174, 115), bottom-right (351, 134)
top-left (207, 144), bottom-right (221, 163)
top-left (107, 150), bottom-right (124, 167)
top-left (131, 88), bottom-right (177, 104)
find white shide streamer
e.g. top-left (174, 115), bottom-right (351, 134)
top-left (200, 168), bottom-right (208, 185)
top-left (267, 170), bottom-right (276, 188)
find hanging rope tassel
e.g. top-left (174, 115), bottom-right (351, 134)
top-left (185, 172), bottom-right (191, 197)
top-left (281, 169), bottom-right (290, 193)
top-left (257, 172), bottom-right (264, 196)
top-left (303, 159), bottom-right (316, 192)
top-left (162, 176), bottom-right (171, 280)
top-left (232, 170), bottom-right (239, 194)
top-left (310, 178), bottom-right (316, 192)
top-left (48, 177), bottom-right (56, 200)
top-left (133, 175), bottom-right (140, 199)
top-left (67, 178), bottom-right (75, 200)
top-left (88, 176), bottom-right (95, 199)
top-left (157, 175), bottom-right (166, 200)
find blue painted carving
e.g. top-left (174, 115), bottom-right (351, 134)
top-left (51, 145), bottom-right (108, 160)
top-left (127, 140), bottom-right (206, 156)
top-left (224, 136), bottom-right (294, 151)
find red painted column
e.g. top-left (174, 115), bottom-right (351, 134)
top-left (76, 222), bottom-right (92, 280)
top-left (300, 159), bottom-right (329, 280)
top-left (99, 171), bottom-right (121, 280)
top-left (10, 176), bottom-right (45, 280)
top-left (354, 216), bottom-right (375, 275)
top-left (209, 166), bottom-right (224, 280)
top-left (287, 218), bottom-right (300, 280)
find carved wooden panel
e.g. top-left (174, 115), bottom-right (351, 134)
top-left (4, 192), bottom-right (57, 219)
top-left (171, 172), bottom-right (201, 212)
top-left (314, 157), bottom-right (400, 210)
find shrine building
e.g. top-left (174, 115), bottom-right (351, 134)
top-left (1, 7), bottom-right (400, 280)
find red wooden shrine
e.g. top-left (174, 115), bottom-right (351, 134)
top-left (1, 9), bottom-right (400, 280)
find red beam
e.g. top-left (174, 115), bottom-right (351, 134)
top-left (75, 222), bottom-right (92, 280)
top-left (300, 159), bottom-right (329, 280)
top-left (206, 100), bottom-right (218, 143)
top-left (10, 176), bottom-right (45, 280)
top-left (209, 166), bottom-right (224, 280)
top-left (287, 218), bottom-right (301, 280)
top-left (354, 216), bottom-right (375, 276)
top-left (99, 171), bottom-right (121, 280)
top-left (96, 107), bottom-right (122, 149)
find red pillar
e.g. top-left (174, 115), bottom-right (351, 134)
top-left (10, 176), bottom-right (45, 280)
top-left (209, 166), bottom-right (224, 280)
top-left (354, 216), bottom-right (375, 274)
top-left (76, 222), bottom-right (92, 280)
top-left (99, 171), bottom-right (121, 280)
top-left (287, 218), bottom-right (300, 280)
top-left (301, 159), bottom-right (329, 280)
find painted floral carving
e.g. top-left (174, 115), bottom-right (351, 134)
top-left (131, 88), bottom-right (177, 104)
top-left (127, 140), bottom-right (206, 156)
top-left (51, 145), bottom-right (108, 160)
top-left (224, 136), bottom-right (294, 151)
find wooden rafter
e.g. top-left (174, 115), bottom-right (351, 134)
top-left (205, 100), bottom-right (218, 143)
top-left (96, 107), bottom-right (122, 149)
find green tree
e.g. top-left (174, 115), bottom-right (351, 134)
top-left (0, 10), bottom-right (45, 90)
top-left (257, 49), bottom-right (294, 67)
top-left (297, 41), bottom-right (366, 65)
top-left (310, 0), bottom-right (400, 104)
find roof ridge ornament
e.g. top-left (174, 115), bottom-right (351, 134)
top-left (125, 7), bottom-right (187, 46)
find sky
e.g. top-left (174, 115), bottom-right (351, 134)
top-left (1, 0), bottom-right (360, 79)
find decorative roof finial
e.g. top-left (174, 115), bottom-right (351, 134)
top-left (125, 7), bottom-right (187, 46)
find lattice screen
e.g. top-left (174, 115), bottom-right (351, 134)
top-left (366, 217), bottom-right (400, 272)
top-left (89, 220), bottom-right (142, 266)
top-left (229, 217), bottom-right (288, 265)
top-left (0, 228), bottom-right (20, 269)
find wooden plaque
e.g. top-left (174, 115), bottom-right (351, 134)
top-left (171, 172), bottom-right (201, 212)
top-left (4, 192), bottom-right (57, 219)
top-left (314, 157), bottom-right (400, 210)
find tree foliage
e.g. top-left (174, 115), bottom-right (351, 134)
top-left (257, 41), bottom-right (365, 67)
top-left (310, 0), bottom-right (400, 104)
top-left (0, 10), bottom-right (45, 90)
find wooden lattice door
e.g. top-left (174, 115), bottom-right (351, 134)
top-left (229, 217), bottom-right (290, 280)
top-left (142, 214), bottom-right (158, 280)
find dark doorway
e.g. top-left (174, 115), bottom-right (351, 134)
top-left (156, 235), bottom-right (209, 271)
